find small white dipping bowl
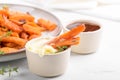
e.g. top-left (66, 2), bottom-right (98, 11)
top-left (64, 20), bottom-right (102, 54)
top-left (25, 37), bottom-right (71, 77)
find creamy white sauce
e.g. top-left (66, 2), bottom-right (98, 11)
top-left (27, 37), bottom-right (57, 57)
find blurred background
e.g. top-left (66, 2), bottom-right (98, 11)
top-left (24, 0), bottom-right (120, 22)
top-left (0, 0), bottom-right (117, 22)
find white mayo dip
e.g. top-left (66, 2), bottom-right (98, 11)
top-left (26, 37), bottom-right (57, 57)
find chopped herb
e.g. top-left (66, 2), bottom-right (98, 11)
top-left (0, 50), bottom-right (4, 55)
top-left (57, 46), bottom-right (68, 52)
top-left (4, 31), bottom-right (12, 37)
top-left (13, 67), bottom-right (19, 72)
top-left (0, 65), bottom-right (19, 77)
top-left (0, 31), bottom-right (12, 42)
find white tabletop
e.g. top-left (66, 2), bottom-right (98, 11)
top-left (0, 0), bottom-right (120, 80)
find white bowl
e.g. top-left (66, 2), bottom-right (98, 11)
top-left (65, 20), bottom-right (102, 54)
top-left (25, 37), bottom-right (71, 77)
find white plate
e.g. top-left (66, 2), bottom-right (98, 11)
top-left (0, 3), bottom-right (62, 62)
top-left (0, 51), bottom-right (26, 62)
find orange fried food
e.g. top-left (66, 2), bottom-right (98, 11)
top-left (47, 24), bottom-right (85, 48)
top-left (28, 34), bottom-right (40, 40)
top-left (52, 37), bottom-right (80, 48)
top-left (11, 32), bottom-right (19, 37)
top-left (26, 22), bottom-right (46, 31)
top-left (0, 14), bottom-right (4, 24)
top-left (0, 30), bottom-right (6, 36)
top-left (2, 42), bottom-right (18, 48)
top-left (23, 23), bottom-right (42, 35)
top-left (37, 18), bottom-right (57, 31)
top-left (2, 42), bottom-right (24, 49)
top-left (10, 19), bottom-right (25, 25)
top-left (0, 6), bottom-right (57, 54)
top-left (48, 24), bottom-right (85, 44)
top-left (20, 32), bottom-right (29, 40)
top-left (0, 47), bottom-right (18, 54)
top-left (9, 11), bottom-right (34, 22)
top-left (0, 6), bottom-right (9, 17)
top-left (2, 16), bottom-right (23, 33)
top-left (1, 36), bottom-right (27, 47)
top-left (0, 27), bottom-right (8, 32)
top-left (26, 22), bottom-right (39, 27)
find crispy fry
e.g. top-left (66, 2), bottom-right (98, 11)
top-left (26, 21), bottom-right (46, 31)
top-left (3, 16), bottom-right (23, 33)
top-left (0, 30), bottom-right (6, 36)
top-left (0, 27), bottom-right (8, 32)
top-left (52, 37), bottom-right (80, 48)
top-left (0, 9), bottom-right (9, 17)
top-left (2, 42), bottom-right (24, 49)
top-left (10, 19), bottom-right (25, 25)
top-left (48, 24), bottom-right (85, 45)
top-left (26, 22), bottom-right (39, 27)
top-left (28, 34), bottom-right (40, 40)
top-left (1, 36), bottom-right (27, 47)
top-left (23, 24), bottom-right (42, 35)
top-left (0, 47), bottom-right (18, 54)
top-left (9, 11), bottom-right (34, 22)
top-left (20, 32), bottom-right (29, 40)
top-left (0, 14), bottom-right (4, 25)
top-left (11, 32), bottom-right (19, 37)
top-left (37, 18), bottom-right (57, 31)
top-left (2, 42), bottom-right (18, 48)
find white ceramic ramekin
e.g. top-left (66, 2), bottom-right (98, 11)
top-left (64, 20), bottom-right (102, 54)
top-left (25, 37), bottom-right (71, 77)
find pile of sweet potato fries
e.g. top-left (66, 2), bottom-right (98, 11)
top-left (0, 6), bottom-right (57, 54)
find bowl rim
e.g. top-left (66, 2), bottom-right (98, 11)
top-left (65, 19), bottom-right (102, 34)
top-left (25, 37), bottom-right (71, 56)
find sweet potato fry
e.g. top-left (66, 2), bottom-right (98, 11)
top-left (0, 47), bottom-right (18, 54)
top-left (0, 27), bottom-right (8, 32)
top-left (0, 9), bottom-right (9, 17)
top-left (0, 30), bottom-right (6, 36)
top-left (20, 32), bottom-right (29, 40)
top-left (26, 22), bottom-right (39, 27)
top-left (1, 36), bottom-right (27, 47)
top-left (3, 16), bottom-right (23, 33)
top-left (2, 42), bottom-right (18, 48)
top-left (9, 11), bottom-right (34, 22)
top-left (52, 37), bottom-right (80, 48)
top-left (48, 24), bottom-right (85, 44)
top-left (37, 18), bottom-right (57, 31)
top-left (0, 14), bottom-right (4, 24)
top-left (28, 34), bottom-right (40, 40)
top-left (23, 24), bottom-right (42, 35)
top-left (11, 32), bottom-right (19, 37)
top-left (10, 19), bottom-right (25, 25)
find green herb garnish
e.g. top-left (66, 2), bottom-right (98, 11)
top-left (57, 46), bottom-right (68, 52)
top-left (0, 65), bottom-right (19, 77)
top-left (4, 30), bottom-right (12, 37)
top-left (0, 50), bottom-right (4, 55)
top-left (0, 31), bottom-right (12, 42)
